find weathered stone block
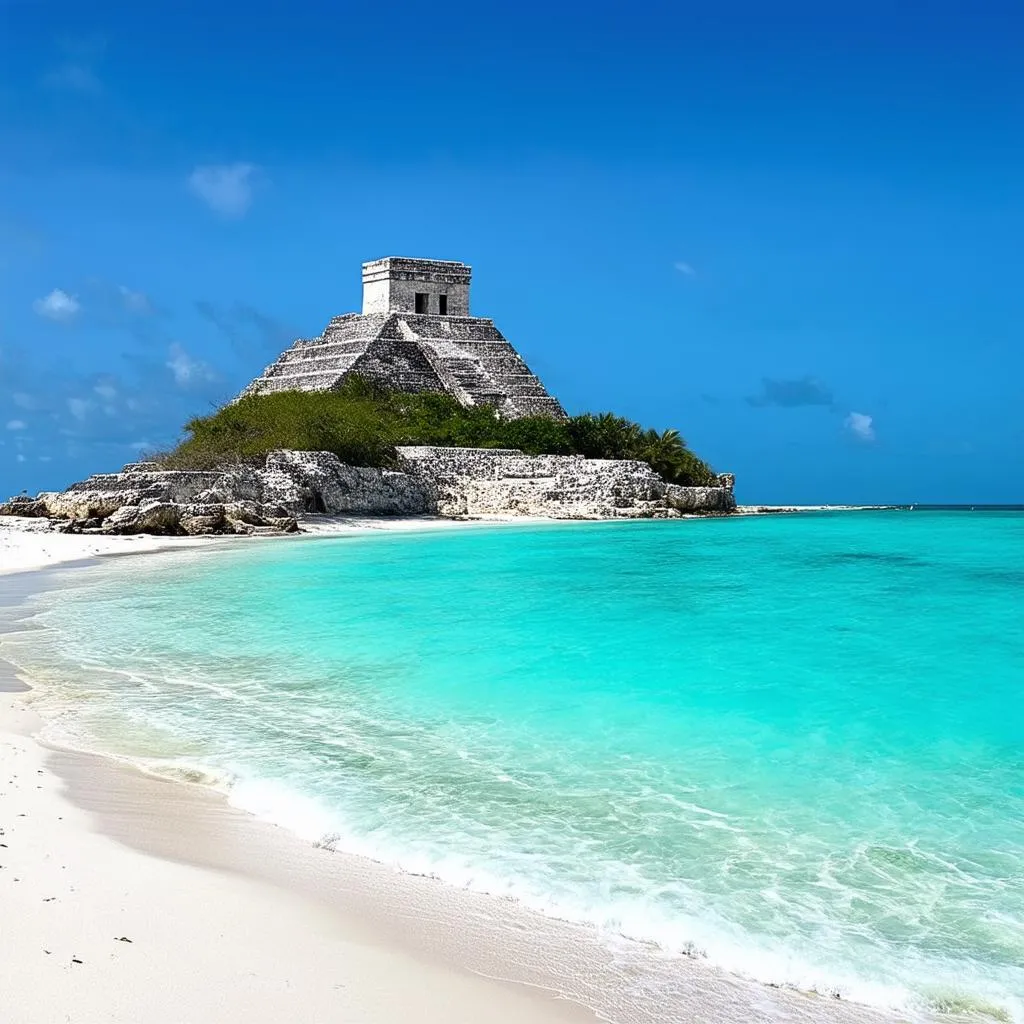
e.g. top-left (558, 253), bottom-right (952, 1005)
top-left (0, 497), bottom-right (49, 517)
top-left (102, 501), bottom-right (182, 535)
top-left (264, 450), bottom-right (433, 516)
top-left (179, 513), bottom-right (225, 536)
top-left (46, 489), bottom-right (147, 520)
top-left (664, 484), bottom-right (737, 513)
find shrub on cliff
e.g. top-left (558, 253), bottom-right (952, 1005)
top-left (565, 416), bottom-right (718, 486)
top-left (161, 387), bottom-right (396, 470)
top-left (158, 378), bottom-right (718, 486)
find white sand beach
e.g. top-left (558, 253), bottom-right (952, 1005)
top-left (0, 514), bottom-right (483, 578)
top-left (0, 694), bottom-right (597, 1023)
top-left (0, 517), bottom-right (217, 576)
top-left (0, 512), bottom-right (576, 579)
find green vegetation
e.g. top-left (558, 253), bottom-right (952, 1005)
top-left (158, 377), bottom-right (718, 486)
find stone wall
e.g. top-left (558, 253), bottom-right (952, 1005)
top-left (396, 447), bottom-right (736, 519)
top-left (361, 258), bottom-right (472, 316)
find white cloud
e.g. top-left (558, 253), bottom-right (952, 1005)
top-left (845, 411), bottom-right (876, 443)
top-left (166, 343), bottom-right (214, 386)
top-left (187, 163), bottom-right (258, 218)
top-left (33, 288), bottom-right (81, 322)
top-left (118, 285), bottom-right (152, 315)
top-left (6, 419), bottom-right (26, 431)
top-left (673, 261), bottom-right (696, 276)
top-left (16, 453), bottom-right (26, 463)
top-left (94, 382), bottom-right (118, 400)
top-left (12, 392), bottom-right (36, 409)
top-left (67, 397), bottom-right (92, 421)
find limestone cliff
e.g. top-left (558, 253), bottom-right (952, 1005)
top-left (0, 448), bottom-right (735, 535)
top-left (396, 447), bottom-right (736, 519)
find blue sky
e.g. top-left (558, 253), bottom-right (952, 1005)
top-left (2, 0), bottom-right (1022, 504)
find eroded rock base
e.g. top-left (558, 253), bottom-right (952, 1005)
top-left (0, 448), bottom-right (735, 536)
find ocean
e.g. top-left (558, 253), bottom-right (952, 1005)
top-left (3, 510), bottom-right (1022, 1022)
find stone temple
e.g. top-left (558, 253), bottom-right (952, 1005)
top-left (242, 257), bottom-right (566, 420)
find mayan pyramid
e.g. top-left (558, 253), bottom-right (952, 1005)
top-left (241, 257), bottom-right (566, 420)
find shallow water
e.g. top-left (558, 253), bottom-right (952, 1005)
top-left (4, 512), bottom-right (1023, 1021)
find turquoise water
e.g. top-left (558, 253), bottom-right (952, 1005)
top-left (4, 512), bottom-right (1024, 1020)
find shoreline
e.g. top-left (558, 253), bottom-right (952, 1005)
top-left (1, 677), bottom-right (596, 1023)
top-left (1, 512), bottom-right (633, 580)
top-left (0, 503), bottom-right (885, 579)
top-left (0, 564), bottom-right (600, 1024)
top-left (1, 529), bottom-right (915, 1024)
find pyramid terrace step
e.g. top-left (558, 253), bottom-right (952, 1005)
top-left (445, 358), bottom-right (488, 375)
top-left (323, 313), bottom-right (389, 336)
top-left (500, 388), bottom-right (553, 402)
top-left (417, 338), bottom-right (504, 355)
top-left (283, 340), bottom-right (372, 359)
top-left (254, 369), bottom-right (348, 388)
top-left (321, 327), bottom-right (384, 345)
top-left (400, 317), bottom-right (498, 338)
top-left (496, 372), bottom-right (544, 383)
top-left (467, 355), bottom-right (531, 374)
top-left (272, 355), bottom-right (362, 375)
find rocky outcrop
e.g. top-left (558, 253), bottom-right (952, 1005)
top-left (396, 447), bottom-right (736, 519)
top-left (664, 484), bottom-right (736, 514)
top-left (0, 448), bottom-right (735, 536)
top-left (0, 495), bottom-right (50, 518)
top-left (96, 500), bottom-right (299, 537)
top-left (256, 451), bottom-right (433, 516)
top-left (0, 455), bottom-right (434, 536)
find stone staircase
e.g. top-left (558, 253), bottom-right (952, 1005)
top-left (396, 316), bottom-right (565, 419)
top-left (415, 338), bottom-right (508, 409)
